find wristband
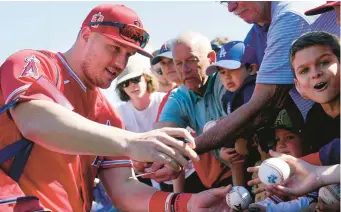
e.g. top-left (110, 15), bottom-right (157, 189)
top-left (149, 191), bottom-right (172, 212)
top-left (170, 193), bottom-right (192, 212)
top-left (149, 192), bottom-right (192, 212)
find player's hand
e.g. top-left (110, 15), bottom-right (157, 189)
top-left (187, 185), bottom-right (233, 212)
top-left (247, 150), bottom-right (323, 197)
top-left (141, 162), bottom-right (181, 182)
top-left (126, 128), bottom-right (199, 171)
top-left (220, 148), bottom-right (244, 164)
top-left (132, 161), bottom-right (149, 173)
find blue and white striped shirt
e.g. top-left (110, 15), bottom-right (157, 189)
top-left (253, 1), bottom-right (340, 119)
top-left (257, 1), bottom-right (340, 85)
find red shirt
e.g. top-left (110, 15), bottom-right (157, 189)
top-left (0, 50), bottom-right (130, 211)
top-left (155, 87), bottom-right (177, 123)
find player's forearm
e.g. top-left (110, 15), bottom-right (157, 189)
top-left (100, 168), bottom-right (158, 212)
top-left (195, 84), bottom-right (276, 154)
top-left (319, 164), bottom-right (340, 186)
top-left (11, 100), bottom-right (136, 156)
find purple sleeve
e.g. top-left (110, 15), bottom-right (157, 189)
top-left (319, 139), bottom-right (340, 166)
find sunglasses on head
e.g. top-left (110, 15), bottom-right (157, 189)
top-left (120, 75), bottom-right (142, 88)
top-left (89, 21), bottom-right (150, 48)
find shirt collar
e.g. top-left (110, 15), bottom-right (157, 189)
top-left (189, 73), bottom-right (217, 103)
top-left (254, 23), bottom-right (270, 32)
top-left (56, 52), bottom-right (87, 92)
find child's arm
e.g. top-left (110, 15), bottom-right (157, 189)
top-left (249, 196), bottom-right (314, 212)
top-left (220, 147), bottom-right (245, 186)
top-left (172, 170), bottom-right (185, 193)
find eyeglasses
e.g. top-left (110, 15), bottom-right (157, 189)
top-left (89, 21), bottom-right (150, 48)
top-left (120, 76), bottom-right (142, 88)
top-left (155, 68), bottom-right (163, 75)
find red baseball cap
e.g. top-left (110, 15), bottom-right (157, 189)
top-left (82, 4), bottom-right (153, 58)
top-left (305, 1), bottom-right (340, 16)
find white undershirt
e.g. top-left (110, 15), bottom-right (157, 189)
top-left (117, 92), bottom-right (165, 133)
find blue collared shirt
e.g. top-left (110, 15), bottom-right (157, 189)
top-left (159, 73), bottom-right (226, 136)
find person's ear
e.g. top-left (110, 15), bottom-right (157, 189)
top-left (79, 27), bottom-right (91, 43)
top-left (208, 50), bottom-right (216, 64)
top-left (248, 64), bottom-right (258, 76)
top-left (294, 78), bottom-right (310, 100)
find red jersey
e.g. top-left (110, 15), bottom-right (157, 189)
top-left (0, 50), bottom-right (130, 211)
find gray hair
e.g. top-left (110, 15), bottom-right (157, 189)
top-left (172, 31), bottom-right (212, 56)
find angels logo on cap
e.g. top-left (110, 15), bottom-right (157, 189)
top-left (160, 43), bottom-right (170, 53)
top-left (90, 12), bottom-right (104, 28)
top-left (20, 55), bottom-right (40, 79)
top-left (133, 20), bottom-right (141, 27)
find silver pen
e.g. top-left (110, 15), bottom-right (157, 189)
top-left (128, 171), bottom-right (156, 179)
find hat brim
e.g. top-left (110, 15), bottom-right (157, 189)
top-left (274, 125), bottom-right (301, 134)
top-left (151, 51), bottom-right (173, 65)
top-left (116, 69), bottom-right (144, 85)
top-left (206, 60), bottom-right (242, 76)
top-left (305, 1), bottom-right (339, 16)
top-left (101, 33), bottom-right (153, 58)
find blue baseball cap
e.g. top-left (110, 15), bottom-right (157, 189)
top-left (206, 41), bottom-right (258, 76)
top-left (151, 39), bottom-right (173, 65)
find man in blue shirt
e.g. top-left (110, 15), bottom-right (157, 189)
top-left (154, 31), bottom-right (233, 188)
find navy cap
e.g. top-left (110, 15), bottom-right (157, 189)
top-left (151, 39), bottom-right (173, 65)
top-left (206, 41), bottom-right (258, 75)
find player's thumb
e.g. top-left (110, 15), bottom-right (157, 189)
top-left (210, 185), bottom-right (232, 197)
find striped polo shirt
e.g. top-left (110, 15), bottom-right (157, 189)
top-left (254, 2), bottom-right (340, 119)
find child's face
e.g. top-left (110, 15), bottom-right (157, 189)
top-left (219, 66), bottom-right (250, 92)
top-left (293, 45), bottom-right (340, 104)
top-left (275, 129), bottom-right (303, 158)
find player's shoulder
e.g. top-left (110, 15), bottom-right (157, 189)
top-left (0, 49), bottom-right (59, 80)
top-left (1, 49), bottom-right (57, 72)
top-left (3, 49), bottom-right (54, 63)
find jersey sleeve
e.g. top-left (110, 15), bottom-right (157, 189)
top-left (319, 138), bottom-right (340, 166)
top-left (0, 50), bottom-right (63, 104)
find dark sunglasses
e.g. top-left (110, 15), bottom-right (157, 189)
top-left (155, 68), bottom-right (163, 75)
top-left (89, 21), bottom-right (150, 48)
top-left (120, 76), bottom-right (142, 88)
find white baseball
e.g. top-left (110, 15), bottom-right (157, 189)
top-left (226, 186), bottom-right (252, 211)
top-left (203, 120), bottom-right (216, 133)
top-left (258, 158), bottom-right (291, 185)
top-left (319, 184), bottom-right (340, 204)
